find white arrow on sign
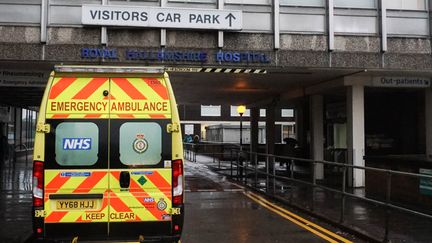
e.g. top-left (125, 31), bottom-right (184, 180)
top-left (82, 5), bottom-right (242, 30)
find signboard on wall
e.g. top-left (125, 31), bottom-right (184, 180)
top-left (372, 77), bottom-right (431, 88)
top-left (82, 5), bottom-right (242, 30)
top-left (0, 107), bottom-right (11, 123)
top-left (0, 70), bottom-right (48, 87)
top-left (420, 168), bottom-right (432, 196)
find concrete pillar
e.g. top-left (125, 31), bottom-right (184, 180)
top-left (14, 108), bottom-right (22, 147)
top-left (295, 104), bottom-right (305, 149)
top-left (347, 85), bottom-right (365, 187)
top-left (426, 88), bottom-right (432, 159)
top-left (250, 107), bottom-right (259, 164)
top-left (266, 105), bottom-right (276, 171)
top-left (310, 95), bottom-right (324, 180)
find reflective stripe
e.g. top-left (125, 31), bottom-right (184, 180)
top-left (49, 77), bottom-right (77, 99)
top-left (72, 78), bottom-right (108, 100)
top-left (112, 78), bottom-right (147, 100)
top-left (143, 78), bottom-right (168, 100)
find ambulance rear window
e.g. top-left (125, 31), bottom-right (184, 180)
top-left (55, 122), bottom-right (99, 166)
top-left (119, 122), bottom-right (162, 166)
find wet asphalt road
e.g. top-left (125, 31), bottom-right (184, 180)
top-left (0, 155), bottom-right (351, 242)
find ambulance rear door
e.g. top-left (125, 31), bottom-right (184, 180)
top-left (107, 76), bottom-right (173, 238)
top-left (43, 74), bottom-right (110, 239)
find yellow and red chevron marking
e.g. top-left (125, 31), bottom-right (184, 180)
top-left (47, 76), bottom-right (110, 119)
top-left (44, 170), bottom-right (109, 223)
top-left (109, 170), bottom-right (172, 222)
top-left (110, 77), bottom-right (171, 119)
top-left (43, 169), bottom-right (172, 223)
top-left (46, 76), bottom-right (171, 119)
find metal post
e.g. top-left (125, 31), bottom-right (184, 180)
top-left (245, 152), bottom-right (250, 185)
top-left (230, 149), bottom-right (233, 178)
top-left (340, 166), bottom-right (347, 223)
top-left (272, 155), bottom-right (276, 194)
top-left (311, 160), bottom-right (316, 212)
top-left (266, 155), bottom-right (270, 193)
top-left (239, 113), bottom-right (243, 180)
top-left (290, 160), bottom-right (294, 203)
top-left (384, 171), bottom-right (392, 242)
top-left (254, 153), bottom-right (258, 188)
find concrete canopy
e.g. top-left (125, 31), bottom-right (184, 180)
top-left (0, 60), bottom-right (367, 109)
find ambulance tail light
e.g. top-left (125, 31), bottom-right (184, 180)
top-left (33, 161), bottom-right (44, 207)
top-left (172, 159), bottom-right (183, 205)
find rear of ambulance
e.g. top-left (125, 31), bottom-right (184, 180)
top-left (32, 66), bottom-right (184, 242)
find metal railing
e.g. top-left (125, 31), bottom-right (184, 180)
top-left (184, 143), bottom-right (432, 242)
top-left (14, 143), bottom-right (30, 166)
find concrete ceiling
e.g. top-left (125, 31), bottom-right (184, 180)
top-left (1, 60), bottom-right (432, 109)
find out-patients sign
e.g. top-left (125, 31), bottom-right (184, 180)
top-left (420, 168), bottom-right (432, 196)
top-left (82, 5), bottom-right (242, 30)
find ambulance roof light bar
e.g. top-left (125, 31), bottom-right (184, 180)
top-left (54, 65), bottom-right (165, 74)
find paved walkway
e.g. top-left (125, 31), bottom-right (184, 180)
top-left (182, 160), bottom-right (358, 243)
top-left (193, 154), bottom-right (432, 243)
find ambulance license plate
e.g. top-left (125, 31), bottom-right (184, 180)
top-left (56, 200), bottom-right (97, 210)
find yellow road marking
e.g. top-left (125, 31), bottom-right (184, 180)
top-left (244, 191), bottom-right (353, 243)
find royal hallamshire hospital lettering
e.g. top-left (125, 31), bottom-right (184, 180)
top-left (50, 101), bottom-right (169, 112)
top-left (82, 5), bottom-right (242, 30)
top-left (81, 48), bottom-right (270, 64)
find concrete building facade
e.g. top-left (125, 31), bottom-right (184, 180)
top-left (0, 0), bottom-right (432, 193)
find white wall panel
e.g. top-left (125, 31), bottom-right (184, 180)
top-left (334, 16), bottom-right (377, 34)
top-left (280, 14), bottom-right (325, 33)
top-left (242, 12), bottom-right (271, 32)
top-left (49, 5), bottom-right (82, 25)
top-left (0, 4), bottom-right (40, 24)
top-left (387, 17), bottom-right (429, 36)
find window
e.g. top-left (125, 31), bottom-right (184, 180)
top-left (226, 0), bottom-right (270, 5)
top-left (260, 109), bottom-right (266, 117)
top-left (230, 105), bottom-right (250, 117)
top-left (55, 122), bottom-right (99, 166)
top-left (201, 105), bottom-right (221, 117)
top-left (281, 109), bottom-right (294, 117)
top-left (386, 0), bottom-right (427, 10)
top-left (334, 0), bottom-right (376, 8)
top-left (280, 0), bottom-right (324, 7)
top-left (169, 0), bottom-right (216, 3)
top-left (119, 122), bottom-right (162, 166)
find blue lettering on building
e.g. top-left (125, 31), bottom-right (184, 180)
top-left (63, 138), bottom-right (92, 150)
top-left (216, 51), bottom-right (270, 63)
top-left (81, 47), bottom-right (118, 59)
top-left (126, 50), bottom-right (207, 62)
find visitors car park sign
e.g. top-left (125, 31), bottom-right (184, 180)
top-left (82, 5), bottom-right (242, 30)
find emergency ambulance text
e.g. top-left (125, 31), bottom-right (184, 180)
top-left (50, 101), bottom-right (169, 112)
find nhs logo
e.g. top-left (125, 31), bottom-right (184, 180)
top-left (63, 138), bottom-right (92, 150)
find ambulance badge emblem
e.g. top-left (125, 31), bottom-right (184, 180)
top-left (133, 134), bottom-right (148, 154)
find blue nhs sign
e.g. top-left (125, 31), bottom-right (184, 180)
top-left (63, 138), bottom-right (92, 150)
